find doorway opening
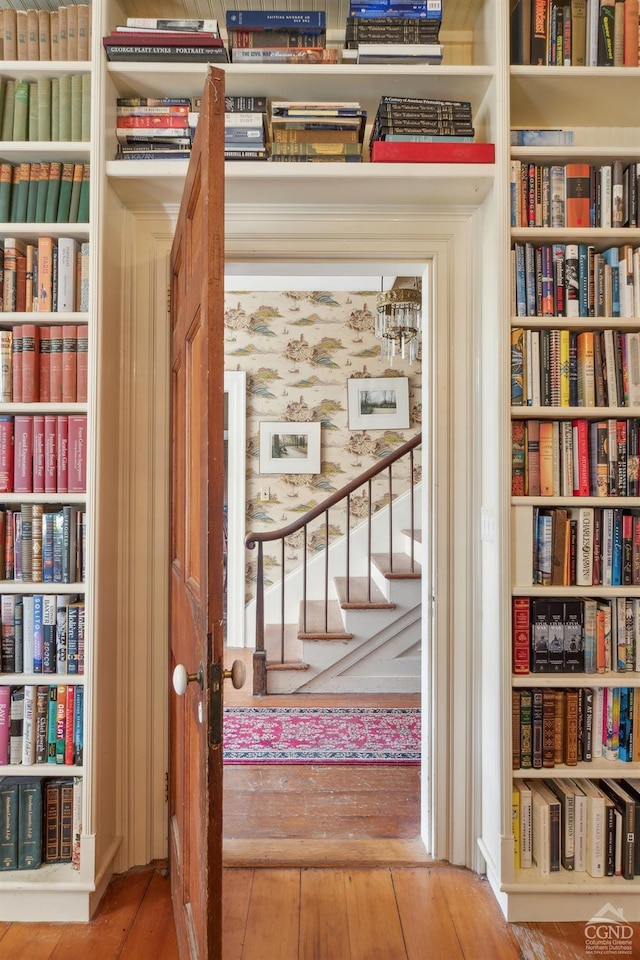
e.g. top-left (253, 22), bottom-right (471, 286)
top-left (222, 261), bottom-right (426, 847)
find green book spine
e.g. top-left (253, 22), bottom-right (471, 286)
top-left (14, 162), bottom-right (30, 222)
top-left (12, 80), bottom-right (29, 142)
top-left (77, 164), bottom-right (90, 223)
top-left (68, 164), bottom-right (83, 223)
top-left (0, 79), bottom-right (5, 133)
top-left (70, 75), bottom-right (82, 142)
top-left (58, 74), bottom-right (72, 142)
top-left (0, 163), bottom-right (13, 222)
top-left (81, 73), bottom-right (91, 142)
top-left (37, 77), bottom-right (52, 142)
top-left (9, 165), bottom-right (20, 222)
top-left (28, 81), bottom-right (38, 142)
top-left (1, 80), bottom-right (16, 142)
top-left (45, 161), bottom-right (62, 223)
top-left (35, 161), bottom-right (50, 222)
top-left (51, 78), bottom-right (60, 141)
top-left (26, 162), bottom-right (39, 223)
top-left (0, 780), bottom-right (18, 870)
top-left (56, 162), bottom-right (73, 222)
top-left (18, 780), bottom-right (42, 869)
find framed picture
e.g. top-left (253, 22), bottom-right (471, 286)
top-left (259, 421), bottom-right (322, 474)
top-left (347, 377), bottom-right (410, 430)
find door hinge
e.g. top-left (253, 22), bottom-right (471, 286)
top-left (164, 771), bottom-right (169, 802)
top-left (166, 285), bottom-right (171, 315)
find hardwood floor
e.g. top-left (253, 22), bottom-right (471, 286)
top-left (3, 654), bottom-right (639, 958)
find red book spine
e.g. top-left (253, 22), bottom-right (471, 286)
top-left (39, 326), bottom-right (51, 402)
top-left (572, 418), bottom-right (590, 495)
top-left (512, 596), bottom-right (531, 674)
top-left (67, 415), bottom-right (86, 493)
top-left (20, 323), bottom-right (39, 403)
top-left (33, 414), bottom-right (45, 494)
top-left (61, 324), bottom-right (77, 402)
top-left (369, 141), bottom-right (495, 164)
top-left (13, 414), bottom-right (33, 493)
top-left (11, 325), bottom-right (22, 403)
top-left (56, 415), bottom-right (68, 493)
top-left (0, 416), bottom-right (14, 493)
top-left (49, 326), bottom-right (63, 403)
top-left (0, 685), bottom-right (10, 765)
top-left (65, 683), bottom-right (75, 765)
top-left (44, 415), bottom-right (57, 493)
top-left (116, 114), bottom-right (190, 128)
top-left (76, 325), bottom-right (88, 403)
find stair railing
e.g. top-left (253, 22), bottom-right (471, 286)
top-left (245, 432), bottom-right (422, 695)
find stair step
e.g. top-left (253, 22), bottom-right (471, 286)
top-left (298, 600), bottom-right (353, 641)
top-left (334, 577), bottom-right (396, 610)
top-left (266, 661), bottom-right (310, 672)
top-left (372, 553), bottom-right (422, 580)
top-left (401, 528), bottom-right (422, 543)
top-left (264, 623), bottom-right (308, 671)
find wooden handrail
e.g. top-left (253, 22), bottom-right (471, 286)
top-left (245, 430), bottom-right (422, 695)
top-left (245, 431), bottom-right (422, 548)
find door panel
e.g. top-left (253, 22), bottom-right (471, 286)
top-left (169, 66), bottom-right (225, 960)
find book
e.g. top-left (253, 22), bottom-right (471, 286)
top-left (565, 163), bottom-right (592, 228)
top-left (226, 11), bottom-right (326, 28)
top-left (370, 142), bottom-right (495, 163)
top-left (124, 18), bottom-right (219, 33)
top-left (231, 46), bottom-right (337, 62)
top-left (102, 39), bottom-right (229, 62)
top-left (0, 778), bottom-right (18, 870)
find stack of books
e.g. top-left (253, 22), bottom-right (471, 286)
top-left (226, 10), bottom-right (337, 62)
top-left (102, 16), bottom-right (228, 62)
top-left (268, 101), bottom-right (367, 162)
top-left (225, 96), bottom-right (268, 162)
top-left (369, 96), bottom-right (494, 163)
top-left (114, 98), bottom-right (195, 162)
top-left (342, 0), bottom-right (443, 64)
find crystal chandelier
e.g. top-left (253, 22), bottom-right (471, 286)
top-left (375, 281), bottom-right (422, 364)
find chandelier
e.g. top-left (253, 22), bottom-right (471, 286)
top-left (375, 280), bottom-right (422, 365)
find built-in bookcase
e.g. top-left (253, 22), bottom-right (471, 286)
top-left (0, 2), bottom-right (122, 922)
top-left (501, 52), bottom-right (640, 921)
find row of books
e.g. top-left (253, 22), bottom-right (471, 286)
top-left (0, 6), bottom-right (91, 62)
top-left (513, 687), bottom-right (640, 771)
top-left (0, 75), bottom-right (91, 144)
top-left (511, 161), bottom-right (640, 231)
top-left (0, 161), bottom-right (90, 224)
top-left (513, 776), bottom-right (640, 879)
top-left (268, 100), bottom-right (367, 163)
top-left (114, 95), bottom-right (195, 161)
top-left (0, 504), bottom-right (85, 585)
top-left (512, 327), bottom-right (640, 409)
top-left (512, 418), bottom-right (640, 499)
top-left (0, 325), bottom-right (88, 404)
top-left (1, 595), bottom-right (84, 677)
top-left (0, 415), bottom-right (87, 496)
top-left (510, 0), bottom-right (640, 66)
top-left (511, 242), bottom-right (640, 320)
top-left (102, 19), bottom-right (229, 64)
top-left (528, 505), bottom-right (640, 588)
top-left (0, 683), bottom-right (83, 767)
top-left (512, 595), bottom-right (640, 675)
top-left (0, 775), bottom-right (81, 871)
top-left (1, 238), bottom-right (90, 314)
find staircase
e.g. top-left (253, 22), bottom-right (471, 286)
top-left (245, 434), bottom-right (422, 695)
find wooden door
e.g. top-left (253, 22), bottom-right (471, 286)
top-left (168, 67), bottom-right (225, 960)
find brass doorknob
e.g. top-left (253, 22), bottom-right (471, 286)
top-left (223, 659), bottom-right (246, 689)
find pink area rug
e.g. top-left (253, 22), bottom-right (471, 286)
top-left (223, 706), bottom-right (420, 764)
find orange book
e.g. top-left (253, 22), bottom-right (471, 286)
top-left (36, 236), bottom-right (54, 312)
top-left (565, 163), bottom-right (592, 228)
top-left (49, 325), bottom-right (62, 402)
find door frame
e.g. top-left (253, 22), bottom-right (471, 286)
top-left (113, 203), bottom-right (479, 873)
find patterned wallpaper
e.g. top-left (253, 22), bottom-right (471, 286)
top-left (224, 288), bottom-right (422, 602)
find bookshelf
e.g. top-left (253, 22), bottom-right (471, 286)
top-left (493, 10), bottom-right (640, 922)
top-left (0, 3), bottom-right (121, 921)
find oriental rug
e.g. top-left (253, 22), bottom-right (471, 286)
top-left (222, 706), bottom-right (421, 764)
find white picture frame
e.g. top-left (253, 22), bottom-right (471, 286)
top-left (347, 377), bottom-right (410, 430)
top-left (259, 421), bottom-right (322, 474)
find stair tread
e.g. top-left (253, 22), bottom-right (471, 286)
top-left (298, 600), bottom-right (353, 640)
top-left (334, 577), bottom-right (396, 610)
top-left (371, 553), bottom-right (422, 579)
top-left (401, 528), bottom-right (422, 543)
